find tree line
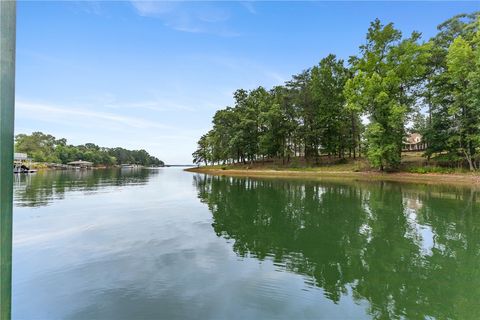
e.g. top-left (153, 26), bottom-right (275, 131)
top-left (193, 12), bottom-right (480, 171)
top-left (15, 132), bottom-right (164, 167)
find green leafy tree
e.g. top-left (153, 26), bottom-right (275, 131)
top-left (271, 85), bottom-right (298, 163)
top-left (310, 54), bottom-right (354, 159)
top-left (345, 19), bottom-right (431, 170)
top-left (286, 70), bottom-right (316, 161)
top-left (445, 35), bottom-right (480, 170)
top-left (258, 100), bottom-right (288, 159)
top-left (423, 12), bottom-right (479, 162)
top-left (15, 132), bottom-right (62, 162)
top-left (193, 133), bottom-right (212, 166)
top-left (15, 132), bottom-right (163, 167)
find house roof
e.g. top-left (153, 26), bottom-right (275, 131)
top-left (67, 160), bottom-right (93, 166)
top-left (405, 133), bottom-right (422, 144)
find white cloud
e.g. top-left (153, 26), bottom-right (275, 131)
top-left (129, 1), bottom-right (240, 36)
top-left (16, 100), bottom-right (171, 130)
top-left (130, 1), bottom-right (178, 16)
top-left (102, 99), bottom-right (196, 112)
top-left (240, 1), bottom-right (257, 14)
top-left (185, 53), bottom-right (288, 88)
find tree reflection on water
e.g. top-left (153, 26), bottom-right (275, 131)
top-left (14, 169), bottom-right (157, 208)
top-left (194, 174), bottom-right (480, 319)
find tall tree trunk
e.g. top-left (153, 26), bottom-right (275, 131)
top-left (465, 151), bottom-right (475, 171)
top-left (358, 134), bottom-right (362, 158)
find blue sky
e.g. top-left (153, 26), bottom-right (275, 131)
top-left (16, 1), bottom-right (479, 164)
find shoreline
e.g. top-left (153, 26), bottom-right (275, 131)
top-left (19, 164), bottom-right (164, 172)
top-left (185, 167), bottom-right (480, 187)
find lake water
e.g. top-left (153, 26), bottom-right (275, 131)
top-left (12, 168), bottom-right (480, 319)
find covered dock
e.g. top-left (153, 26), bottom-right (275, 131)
top-left (67, 160), bottom-right (94, 168)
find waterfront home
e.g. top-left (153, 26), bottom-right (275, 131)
top-left (403, 133), bottom-right (426, 152)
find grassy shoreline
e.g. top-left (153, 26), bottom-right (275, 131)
top-left (185, 166), bottom-right (480, 187)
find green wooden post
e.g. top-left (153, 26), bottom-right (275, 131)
top-left (0, 1), bottom-right (16, 320)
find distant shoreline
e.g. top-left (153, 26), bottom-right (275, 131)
top-left (24, 164), bottom-right (164, 171)
top-left (185, 167), bottom-right (480, 187)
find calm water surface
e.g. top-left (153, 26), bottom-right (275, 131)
top-left (12, 168), bottom-right (480, 319)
